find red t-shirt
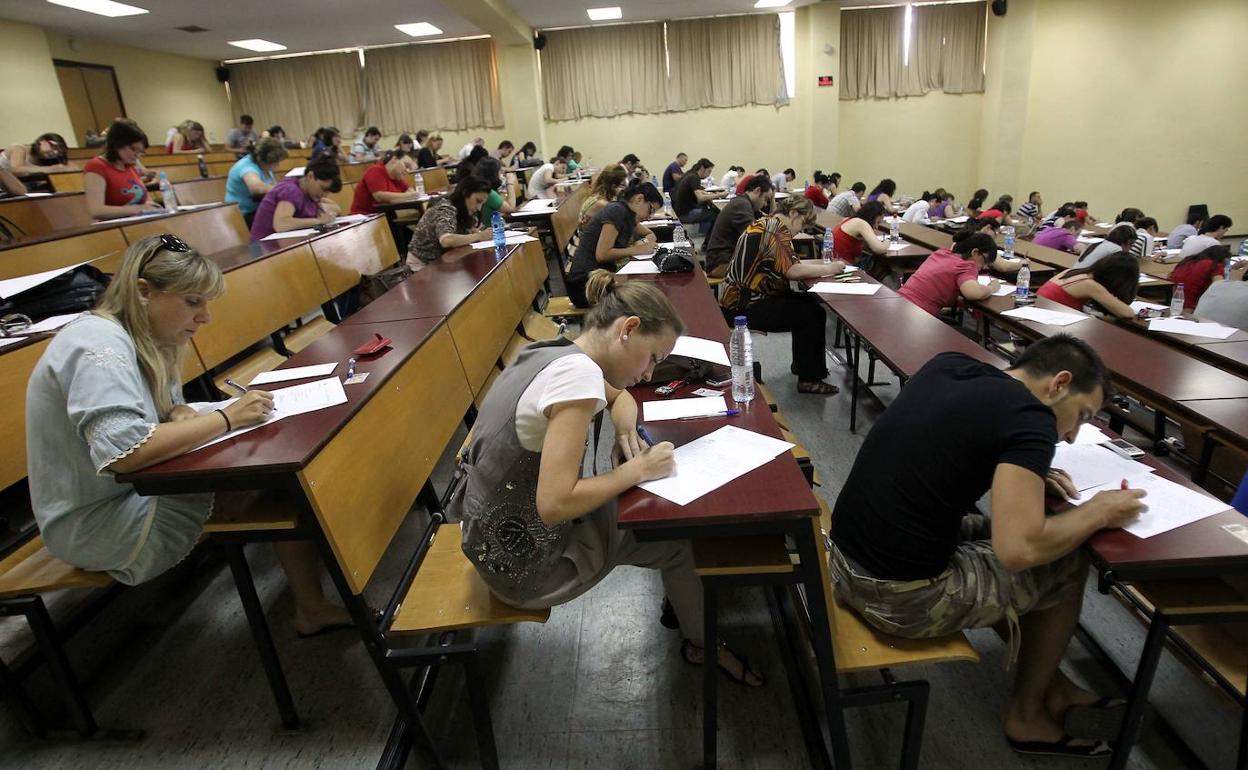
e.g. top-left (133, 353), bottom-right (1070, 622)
top-left (898, 248), bottom-right (980, 316)
top-left (83, 156), bottom-right (147, 206)
top-left (832, 220), bottom-right (865, 265)
top-left (351, 164), bottom-right (410, 215)
top-left (1169, 259), bottom-right (1220, 309)
top-left (735, 174), bottom-right (755, 196)
top-left (804, 185), bottom-right (829, 209)
top-left (981, 208), bottom-right (1005, 221)
top-left (166, 138), bottom-right (197, 153)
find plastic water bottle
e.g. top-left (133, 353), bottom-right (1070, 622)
top-left (1015, 258), bottom-right (1031, 304)
top-left (1169, 284), bottom-right (1185, 317)
top-left (414, 173), bottom-right (425, 197)
top-left (1002, 225), bottom-right (1016, 259)
top-left (491, 211), bottom-right (506, 257)
top-left (1240, 238), bottom-right (1248, 256)
top-left (1226, 258), bottom-right (1235, 281)
top-left (729, 316), bottom-right (754, 404)
top-left (158, 172), bottom-right (177, 212)
top-left (821, 227), bottom-right (835, 266)
top-left (673, 222), bottom-right (687, 245)
top-left (889, 216), bottom-right (900, 243)
top-left (662, 192), bottom-right (673, 217)
top-left (197, 154), bottom-right (208, 178)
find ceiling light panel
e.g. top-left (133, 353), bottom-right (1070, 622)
top-left (228, 39), bottom-right (288, 52)
top-left (46, 0), bottom-right (149, 17)
top-left (394, 22), bottom-right (443, 37)
top-left (587, 7), bottom-right (622, 21)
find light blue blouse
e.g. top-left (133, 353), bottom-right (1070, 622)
top-left (25, 314), bottom-right (213, 585)
top-left (225, 155), bottom-right (276, 216)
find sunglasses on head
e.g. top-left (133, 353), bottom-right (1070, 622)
top-left (138, 234), bottom-right (191, 277)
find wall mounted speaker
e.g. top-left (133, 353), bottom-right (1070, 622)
top-left (215, 66), bottom-right (230, 83)
top-left (533, 33), bottom-right (547, 51)
top-left (991, 0), bottom-right (1008, 16)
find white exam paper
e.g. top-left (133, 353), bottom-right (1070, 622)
top-left (1051, 444), bottom-right (1154, 492)
top-left (0, 260), bottom-right (94, 300)
top-left (91, 210), bottom-right (166, 226)
top-left (638, 426), bottom-right (794, 505)
top-left (0, 337), bottom-right (27, 349)
top-left (1001, 306), bottom-right (1088, 327)
top-left (945, 215), bottom-right (969, 224)
top-left (1130, 300), bottom-right (1167, 313)
top-left (187, 377), bottom-right (348, 452)
top-left (518, 198), bottom-right (556, 212)
top-left (26, 313), bottom-right (80, 333)
top-left (887, 243), bottom-right (909, 252)
top-left (1079, 474), bottom-right (1231, 539)
top-left (285, 166), bottom-right (305, 177)
top-left (978, 276), bottom-right (1016, 296)
top-left (643, 395), bottom-right (728, 422)
top-left (249, 362), bottom-right (339, 385)
top-left (808, 282), bottom-right (882, 296)
top-left (1147, 318), bottom-right (1237, 340)
top-left (670, 336), bottom-right (730, 367)
top-left (261, 227), bottom-right (320, 241)
top-left (1065, 423), bottom-right (1111, 446)
top-left (335, 214), bottom-right (371, 225)
top-left (469, 234), bottom-right (538, 250)
top-left (618, 260), bottom-right (660, 275)
top-left (641, 218), bottom-right (675, 227)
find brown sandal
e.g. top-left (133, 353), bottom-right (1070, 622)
top-left (797, 380), bottom-right (839, 395)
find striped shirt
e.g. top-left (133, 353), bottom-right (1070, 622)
top-left (1018, 201), bottom-right (1039, 220)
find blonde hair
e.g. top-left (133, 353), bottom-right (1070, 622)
top-left (94, 236), bottom-right (225, 417)
top-left (588, 163), bottom-right (627, 202)
top-left (583, 270), bottom-right (684, 336)
top-left (775, 195), bottom-right (816, 228)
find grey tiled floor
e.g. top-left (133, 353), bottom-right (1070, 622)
top-left (0, 318), bottom-right (1241, 769)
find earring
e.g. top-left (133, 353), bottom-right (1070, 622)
top-left (622, 334), bottom-right (629, 342)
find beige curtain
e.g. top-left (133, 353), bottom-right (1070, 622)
top-left (541, 23), bottom-right (669, 121)
top-left (364, 39), bottom-right (503, 133)
top-left (229, 52), bottom-right (362, 139)
top-left (839, 7), bottom-right (907, 100)
top-left (911, 2), bottom-right (986, 95)
top-left (667, 15), bottom-right (786, 111)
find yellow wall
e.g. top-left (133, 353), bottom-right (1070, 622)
top-left (0, 19), bottom-right (74, 148)
top-left (42, 32), bottom-right (233, 147)
top-left (1017, 0), bottom-right (1248, 228)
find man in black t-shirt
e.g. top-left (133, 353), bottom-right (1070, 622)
top-left (830, 336), bottom-right (1146, 759)
top-left (672, 157), bottom-right (719, 236)
top-left (704, 174), bottom-right (774, 278)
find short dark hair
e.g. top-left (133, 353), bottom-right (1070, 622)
top-left (968, 188), bottom-right (989, 209)
top-left (498, 140), bottom-right (514, 150)
top-left (556, 145), bottom-right (574, 159)
top-left (268, 125), bottom-right (284, 138)
top-left (1028, 191), bottom-right (1040, 201)
top-left (856, 201), bottom-right (886, 224)
top-left (396, 133), bottom-right (414, 147)
top-left (239, 114), bottom-right (254, 125)
top-left (1105, 224), bottom-right (1137, 247)
top-left (990, 199), bottom-right (1012, 214)
top-left (676, 152), bottom-right (688, 159)
top-left (304, 156), bottom-right (343, 193)
top-left (741, 174), bottom-right (774, 194)
top-left (783, 168), bottom-right (796, 177)
top-left (952, 232), bottom-right (998, 261)
top-left (1115, 207), bottom-right (1144, 224)
top-left (104, 118), bottom-right (148, 162)
top-left (1201, 214), bottom-right (1232, 234)
top-left (850, 181), bottom-right (866, 194)
top-left (692, 157), bottom-right (714, 173)
top-left (620, 180), bottom-right (663, 206)
top-left (448, 174), bottom-right (494, 230)
top-left (870, 178), bottom-right (896, 197)
top-left (1186, 210), bottom-right (1206, 227)
top-left (621, 153), bottom-right (640, 164)
top-left (1135, 216), bottom-right (1157, 232)
top-left (364, 126), bottom-right (381, 138)
top-left (1011, 334), bottom-right (1111, 398)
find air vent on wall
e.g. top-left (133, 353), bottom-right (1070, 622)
top-left (176, 25), bottom-right (209, 32)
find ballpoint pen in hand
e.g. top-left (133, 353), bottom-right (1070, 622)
top-left (223, 378), bottom-right (249, 395)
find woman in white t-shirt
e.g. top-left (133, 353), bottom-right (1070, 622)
top-left (901, 191), bottom-right (938, 224)
top-left (452, 271), bottom-right (763, 686)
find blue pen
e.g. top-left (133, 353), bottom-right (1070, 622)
top-left (679, 409), bottom-right (740, 421)
top-left (637, 426), bottom-right (655, 446)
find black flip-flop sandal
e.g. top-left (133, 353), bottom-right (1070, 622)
top-left (680, 640), bottom-right (765, 687)
top-left (1006, 734), bottom-right (1113, 758)
top-left (296, 607), bottom-right (382, 639)
top-left (1063, 697), bottom-right (1141, 741)
top-left (659, 597), bottom-right (680, 630)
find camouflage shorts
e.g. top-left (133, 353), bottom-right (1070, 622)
top-left (829, 514), bottom-right (1087, 644)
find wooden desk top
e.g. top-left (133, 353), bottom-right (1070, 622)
top-left (977, 296), bottom-right (1248, 403)
top-left (341, 243), bottom-right (520, 326)
top-left (1113, 316), bottom-right (1248, 378)
top-left (0, 201), bottom-right (238, 253)
top-left (120, 318), bottom-right (443, 494)
top-left (1178, 398), bottom-right (1248, 451)
top-left (617, 266), bottom-right (819, 530)
top-left (829, 296), bottom-right (1004, 375)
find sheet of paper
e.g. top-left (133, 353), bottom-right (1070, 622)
top-left (670, 335), bottom-right (730, 367)
top-left (618, 260), bottom-right (660, 275)
top-left (944, 215), bottom-right (969, 224)
top-left (638, 426), bottom-right (794, 505)
top-left (1078, 474), bottom-right (1232, 539)
top-left (469, 233), bottom-right (538, 250)
top-left (91, 210), bottom-right (166, 226)
top-left (642, 395), bottom-right (728, 422)
top-left (261, 227), bottom-right (320, 241)
top-left (1148, 317), bottom-right (1237, 339)
top-left (641, 218), bottom-right (675, 227)
top-left (657, 240), bottom-right (691, 249)
top-left (1064, 423), bottom-right (1111, 446)
top-left (334, 213), bottom-right (371, 225)
top-left (1001, 306), bottom-right (1088, 327)
top-left (977, 276), bottom-right (1016, 296)
top-left (1130, 300), bottom-right (1167, 313)
top-left (1076, 236), bottom-right (1104, 244)
top-left (886, 242), bottom-right (909, 252)
top-left (249, 362), bottom-right (339, 385)
top-left (187, 377), bottom-right (348, 452)
top-left (177, 203), bottom-right (217, 212)
top-left (1095, 221), bottom-right (1114, 228)
top-left (23, 313), bottom-right (79, 333)
top-left (0, 337), bottom-right (27, 349)
top-left (285, 166), bottom-right (305, 177)
top-left (0, 260), bottom-right (95, 300)
top-left (808, 282), bottom-right (882, 296)
top-left (1052, 444), bottom-right (1154, 492)
top-left (21, 192), bottom-right (52, 198)
top-left (518, 198), bottom-right (556, 212)
top-left (1138, 273), bottom-right (1158, 282)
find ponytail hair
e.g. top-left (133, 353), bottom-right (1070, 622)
top-left (968, 188), bottom-right (989, 209)
top-left (94, 235), bottom-right (225, 418)
top-left (618, 179), bottom-right (662, 205)
top-left (583, 270), bottom-right (685, 336)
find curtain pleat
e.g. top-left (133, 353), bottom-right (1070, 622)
top-left (364, 39), bottom-right (503, 133)
top-left (540, 23), bottom-right (669, 121)
top-left (840, 2), bottom-right (985, 100)
top-left (229, 52), bottom-right (362, 139)
top-left (667, 15), bottom-right (786, 111)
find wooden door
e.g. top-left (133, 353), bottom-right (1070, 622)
top-left (55, 65), bottom-right (95, 146)
top-left (53, 61), bottom-right (126, 145)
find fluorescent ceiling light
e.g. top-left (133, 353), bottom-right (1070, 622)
top-left (754, 0), bottom-right (792, 8)
top-left (587, 6), bottom-right (622, 20)
top-left (46, 0), bottom-right (148, 17)
top-left (228, 39), bottom-right (287, 52)
top-left (394, 22), bottom-right (443, 37)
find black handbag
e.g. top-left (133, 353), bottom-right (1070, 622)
top-left (653, 246), bottom-right (695, 273)
top-left (0, 265), bottom-right (110, 320)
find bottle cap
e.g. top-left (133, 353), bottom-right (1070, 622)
top-left (734, 315), bottom-right (747, 326)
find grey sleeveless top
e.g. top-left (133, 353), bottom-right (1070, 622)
top-left (452, 338), bottom-right (594, 600)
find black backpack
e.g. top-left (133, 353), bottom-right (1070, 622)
top-left (0, 265), bottom-right (111, 321)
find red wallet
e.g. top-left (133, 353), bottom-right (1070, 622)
top-left (354, 333), bottom-right (392, 356)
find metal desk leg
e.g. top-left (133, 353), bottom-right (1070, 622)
top-left (702, 582), bottom-right (719, 769)
top-left (1194, 436), bottom-right (1216, 486)
top-left (1109, 611), bottom-right (1169, 770)
top-left (850, 336), bottom-right (861, 433)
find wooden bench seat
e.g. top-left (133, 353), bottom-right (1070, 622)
top-left (0, 536), bottom-right (113, 600)
top-left (522, 309), bottom-right (564, 341)
top-left (283, 316), bottom-right (336, 354)
top-left (170, 176), bottom-right (227, 205)
top-left (693, 536), bottom-right (794, 578)
top-left (389, 524), bottom-right (549, 636)
top-left (543, 295), bottom-right (587, 321)
top-left (204, 490), bottom-right (303, 534)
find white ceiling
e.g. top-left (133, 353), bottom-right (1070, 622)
top-left (0, 0), bottom-right (829, 61)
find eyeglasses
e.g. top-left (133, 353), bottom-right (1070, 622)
top-left (0, 314), bottom-right (32, 337)
top-left (138, 233), bottom-right (191, 277)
